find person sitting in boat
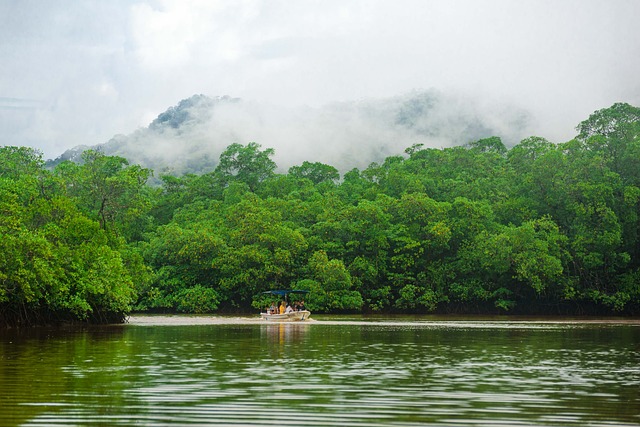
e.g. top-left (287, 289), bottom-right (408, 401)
top-left (298, 301), bottom-right (306, 311)
top-left (269, 303), bottom-right (277, 315)
top-left (279, 301), bottom-right (286, 314)
top-left (285, 304), bottom-right (294, 314)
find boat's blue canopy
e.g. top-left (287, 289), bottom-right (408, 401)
top-left (262, 290), bottom-right (309, 296)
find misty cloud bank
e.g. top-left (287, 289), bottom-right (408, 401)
top-left (52, 90), bottom-right (533, 176)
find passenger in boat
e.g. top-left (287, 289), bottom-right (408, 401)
top-left (285, 304), bottom-right (294, 314)
top-left (298, 301), bottom-right (306, 311)
top-left (279, 301), bottom-right (286, 314)
top-left (269, 303), bottom-right (276, 315)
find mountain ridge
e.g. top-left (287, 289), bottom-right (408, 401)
top-left (48, 90), bottom-right (533, 176)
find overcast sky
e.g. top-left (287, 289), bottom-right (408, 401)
top-left (1, 0), bottom-right (639, 158)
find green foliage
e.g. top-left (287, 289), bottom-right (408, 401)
top-left (288, 161), bottom-right (339, 184)
top-left (396, 284), bottom-right (438, 311)
top-left (55, 150), bottom-right (153, 241)
top-left (576, 102), bottom-right (640, 141)
top-left (302, 251), bottom-right (363, 312)
top-left (0, 148), bottom-right (140, 326)
top-left (4, 101), bottom-right (640, 325)
top-left (174, 285), bottom-right (220, 313)
top-left (467, 136), bottom-right (507, 155)
top-left (215, 142), bottom-right (276, 191)
top-left (0, 146), bottom-right (44, 179)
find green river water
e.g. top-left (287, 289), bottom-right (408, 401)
top-left (1, 315), bottom-right (639, 426)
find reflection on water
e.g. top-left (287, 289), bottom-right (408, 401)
top-left (1, 319), bottom-right (639, 426)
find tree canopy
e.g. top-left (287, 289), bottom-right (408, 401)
top-left (2, 104), bottom-right (640, 326)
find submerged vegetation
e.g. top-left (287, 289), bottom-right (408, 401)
top-left (1, 103), bottom-right (640, 326)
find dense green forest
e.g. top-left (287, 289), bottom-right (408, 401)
top-left (1, 103), bottom-right (639, 326)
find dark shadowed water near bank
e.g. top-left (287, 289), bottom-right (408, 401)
top-left (1, 315), bottom-right (639, 427)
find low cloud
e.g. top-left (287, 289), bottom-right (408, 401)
top-left (2, 1), bottom-right (639, 160)
top-left (53, 90), bottom-right (533, 175)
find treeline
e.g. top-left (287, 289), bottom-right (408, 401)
top-left (1, 103), bottom-right (639, 326)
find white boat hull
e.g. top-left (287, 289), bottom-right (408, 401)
top-left (260, 310), bottom-right (311, 321)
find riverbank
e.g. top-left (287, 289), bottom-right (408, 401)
top-left (126, 313), bottom-right (640, 327)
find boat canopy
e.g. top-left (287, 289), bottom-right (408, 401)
top-left (262, 290), bottom-right (309, 297)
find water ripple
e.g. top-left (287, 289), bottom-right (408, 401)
top-left (2, 321), bottom-right (639, 426)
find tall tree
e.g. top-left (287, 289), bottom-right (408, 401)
top-left (288, 161), bottom-right (339, 185)
top-left (215, 142), bottom-right (276, 191)
top-left (55, 150), bottom-right (152, 241)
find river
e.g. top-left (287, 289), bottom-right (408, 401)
top-left (1, 315), bottom-right (639, 426)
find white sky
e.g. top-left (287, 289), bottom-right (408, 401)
top-left (1, 0), bottom-right (639, 158)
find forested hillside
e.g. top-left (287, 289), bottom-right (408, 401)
top-left (1, 103), bottom-right (639, 326)
top-left (47, 91), bottom-right (531, 177)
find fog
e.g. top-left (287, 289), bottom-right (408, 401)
top-left (1, 0), bottom-right (639, 160)
top-left (54, 91), bottom-right (531, 174)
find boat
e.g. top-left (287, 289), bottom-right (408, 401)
top-left (260, 310), bottom-right (311, 321)
top-left (260, 289), bottom-right (311, 321)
